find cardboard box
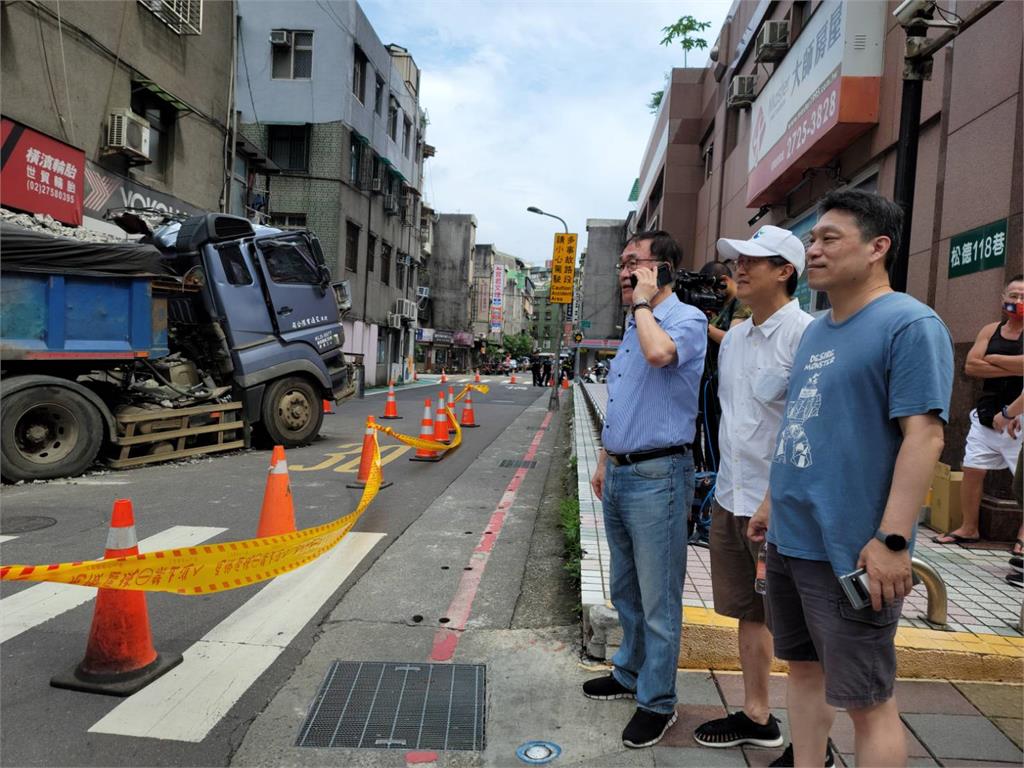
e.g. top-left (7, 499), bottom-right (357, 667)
top-left (928, 462), bottom-right (963, 534)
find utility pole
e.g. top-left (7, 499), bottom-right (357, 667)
top-left (891, 0), bottom-right (1002, 292)
top-left (527, 206), bottom-right (570, 412)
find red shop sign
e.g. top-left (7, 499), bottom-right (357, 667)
top-left (1, 117), bottom-right (85, 226)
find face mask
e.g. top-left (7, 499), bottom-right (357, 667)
top-left (1003, 301), bottom-right (1024, 319)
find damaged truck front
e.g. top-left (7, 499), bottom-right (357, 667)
top-left (0, 213), bottom-right (356, 482)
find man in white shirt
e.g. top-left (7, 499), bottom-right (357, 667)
top-left (693, 226), bottom-right (816, 764)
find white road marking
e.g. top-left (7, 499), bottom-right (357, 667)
top-left (0, 526), bottom-right (227, 644)
top-left (0, 535), bottom-right (19, 545)
top-left (88, 531), bottom-right (385, 743)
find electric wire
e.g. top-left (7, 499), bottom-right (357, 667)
top-left (55, 0), bottom-right (77, 145)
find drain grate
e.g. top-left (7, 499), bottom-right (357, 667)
top-left (296, 661), bottom-right (486, 751)
top-left (0, 516), bottom-right (57, 534)
top-left (499, 459), bottom-right (537, 469)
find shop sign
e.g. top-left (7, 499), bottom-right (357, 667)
top-left (949, 219), bottom-right (1007, 279)
top-left (1, 117), bottom-right (85, 226)
top-left (490, 264), bottom-right (505, 333)
top-left (415, 327), bottom-right (435, 342)
top-left (453, 331), bottom-right (474, 347)
top-left (549, 233), bottom-right (577, 304)
top-left (433, 330), bottom-right (453, 345)
top-left (746, 0), bottom-right (885, 206)
top-left (82, 159), bottom-right (201, 220)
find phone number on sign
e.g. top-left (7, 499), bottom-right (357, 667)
top-left (784, 91), bottom-right (838, 162)
top-left (26, 179), bottom-right (76, 204)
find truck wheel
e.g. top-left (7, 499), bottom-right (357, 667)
top-left (1, 386), bottom-right (104, 482)
top-left (260, 376), bottom-right (323, 447)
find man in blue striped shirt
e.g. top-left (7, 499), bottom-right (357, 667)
top-left (584, 230), bottom-right (707, 748)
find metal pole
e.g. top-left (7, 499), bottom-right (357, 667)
top-left (528, 208), bottom-right (569, 412)
top-left (891, 74), bottom-right (923, 293)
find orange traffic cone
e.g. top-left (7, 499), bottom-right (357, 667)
top-left (433, 391), bottom-right (450, 444)
top-left (446, 386), bottom-right (457, 432)
top-left (510, 372), bottom-right (517, 384)
top-left (562, 374), bottom-right (570, 390)
top-left (381, 380), bottom-right (402, 419)
top-left (257, 445), bottom-right (296, 537)
top-left (410, 398), bottom-right (443, 462)
top-left (323, 399), bottom-right (335, 415)
top-left (474, 370), bottom-right (481, 383)
top-left (51, 499), bottom-right (183, 696)
top-left (460, 391), bottom-right (480, 428)
top-left (346, 416), bottom-right (392, 489)
top-left (440, 369), bottom-right (448, 384)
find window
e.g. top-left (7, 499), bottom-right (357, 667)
top-left (345, 221), bottom-right (360, 273)
top-left (374, 76), bottom-right (385, 115)
top-left (380, 242), bottom-right (392, 285)
top-left (366, 233), bottom-right (376, 273)
top-left (388, 97), bottom-right (398, 140)
top-left (130, 86), bottom-right (175, 178)
top-left (268, 125), bottom-right (309, 171)
top-left (403, 117), bottom-right (412, 157)
top-left (352, 45), bottom-right (368, 102)
top-left (260, 239), bottom-right (320, 284)
top-left (269, 213), bottom-right (307, 230)
top-left (272, 31), bottom-right (313, 80)
top-left (396, 254), bottom-right (406, 291)
top-left (218, 243), bottom-right (252, 285)
top-left (349, 135), bottom-right (362, 184)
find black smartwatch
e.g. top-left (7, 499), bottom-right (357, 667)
top-left (1002, 405), bottom-right (1012, 419)
top-left (874, 529), bottom-right (908, 552)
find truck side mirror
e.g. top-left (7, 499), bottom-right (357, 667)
top-left (332, 280), bottom-right (352, 313)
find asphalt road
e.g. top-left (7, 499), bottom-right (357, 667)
top-left (0, 375), bottom-right (554, 767)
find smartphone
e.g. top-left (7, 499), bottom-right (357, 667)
top-left (629, 264), bottom-right (673, 289)
top-left (839, 567), bottom-right (922, 610)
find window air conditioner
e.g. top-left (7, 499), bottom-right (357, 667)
top-left (383, 193), bottom-right (398, 213)
top-left (416, 285), bottom-right (430, 299)
top-left (387, 313), bottom-right (403, 329)
top-left (755, 20), bottom-right (790, 63)
top-left (270, 29), bottom-right (290, 47)
top-left (371, 177), bottom-right (383, 192)
top-left (401, 298), bottom-right (417, 318)
top-left (107, 109), bottom-right (151, 161)
top-left (727, 75), bottom-right (756, 109)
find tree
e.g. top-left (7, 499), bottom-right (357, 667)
top-left (648, 15), bottom-right (713, 113)
top-left (502, 332), bottom-right (534, 359)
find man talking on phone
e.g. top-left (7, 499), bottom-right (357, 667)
top-left (585, 230), bottom-right (706, 748)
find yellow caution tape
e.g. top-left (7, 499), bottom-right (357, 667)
top-left (373, 384), bottom-right (485, 451)
top-left (0, 438), bottom-right (384, 594)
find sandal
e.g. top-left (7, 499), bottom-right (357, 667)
top-left (1012, 538), bottom-right (1024, 557)
top-left (932, 533), bottom-right (981, 545)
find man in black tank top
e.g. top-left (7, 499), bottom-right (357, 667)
top-left (934, 274), bottom-right (1024, 551)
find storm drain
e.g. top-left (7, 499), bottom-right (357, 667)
top-left (296, 661), bottom-right (486, 751)
top-left (500, 459), bottom-right (537, 469)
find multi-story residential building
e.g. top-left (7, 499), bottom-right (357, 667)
top-left (531, 286), bottom-right (561, 354)
top-left (574, 219), bottom-right (627, 371)
top-left (493, 251), bottom-right (533, 340)
top-left (235, 1), bottom-right (429, 386)
top-left (471, 245), bottom-right (534, 363)
top-left (1, 1), bottom-right (235, 233)
top-left (418, 213), bottom-right (476, 371)
top-left (632, 0), bottom-right (1022, 462)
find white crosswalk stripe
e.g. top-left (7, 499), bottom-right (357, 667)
top-left (88, 531), bottom-right (384, 743)
top-left (0, 535), bottom-right (19, 545)
top-left (0, 526), bottom-right (227, 644)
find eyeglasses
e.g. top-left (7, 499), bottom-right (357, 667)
top-left (615, 258), bottom-right (662, 272)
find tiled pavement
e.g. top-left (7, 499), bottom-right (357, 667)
top-left (575, 382), bottom-right (1024, 641)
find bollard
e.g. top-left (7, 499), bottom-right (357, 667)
top-left (911, 557), bottom-right (948, 628)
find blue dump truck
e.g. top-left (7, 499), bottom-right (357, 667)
top-left (0, 212), bottom-right (355, 482)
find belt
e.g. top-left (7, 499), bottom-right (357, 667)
top-left (605, 444), bottom-right (691, 466)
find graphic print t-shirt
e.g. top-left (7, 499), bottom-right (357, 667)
top-left (767, 292), bottom-right (953, 575)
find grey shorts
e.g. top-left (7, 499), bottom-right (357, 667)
top-left (764, 544), bottom-right (902, 710)
top-left (709, 501), bottom-right (765, 622)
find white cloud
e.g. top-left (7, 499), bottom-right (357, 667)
top-left (363, 0), bottom-right (732, 265)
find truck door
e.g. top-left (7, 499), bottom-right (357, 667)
top-left (251, 233), bottom-right (342, 353)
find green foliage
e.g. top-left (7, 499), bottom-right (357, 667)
top-left (503, 332), bottom-right (535, 358)
top-left (560, 453), bottom-right (581, 585)
top-left (660, 15), bottom-right (713, 67)
top-left (647, 90), bottom-right (663, 113)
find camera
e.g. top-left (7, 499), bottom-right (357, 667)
top-left (674, 270), bottom-right (727, 316)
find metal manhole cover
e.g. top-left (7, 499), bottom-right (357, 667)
top-left (0, 516), bottom-right (57, 534)
top-left (500, 460), bottom-right (537, 469)
top-left (296, 661), bottom-right (486, 751)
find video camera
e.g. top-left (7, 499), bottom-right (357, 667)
top-left (674, 271), bottom-right (727, 316)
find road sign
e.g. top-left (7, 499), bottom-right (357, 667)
top-left (573, 332), bottom-right (584, 343)
top-left (949, 219), bottom-right (1007, 279)
top-left (581, 320), bottom-right (591, 329)
top-left (549, 233), bottom-right (577, 304)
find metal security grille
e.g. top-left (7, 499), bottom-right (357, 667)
top-left (296, 662), bottom-right (486, 751)
top-left (499, 459), bottom-right (537, 468)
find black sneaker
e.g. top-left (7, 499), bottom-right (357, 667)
top-left (622, 707), bottom-right (678, 748)
top-left (769, 741), bottom-right (836, 767)
top-left (694, 710), bottom-right (783, 748)
top-left (582, 674), bottom-right (635, 700)
top-left (1009, 555), bottom-right (1023, 573)
top-left (1007, 572), bottom-right (1023, 588)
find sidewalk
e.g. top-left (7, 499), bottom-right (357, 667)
top-left (575, 382), bottom-right (1024, 682)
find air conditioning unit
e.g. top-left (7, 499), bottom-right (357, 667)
top-left (107, 109), bottom-right (151, 161)
top-left (387, 313), bottom-right (403, 329)
top-left (416, 285), bottom-right (430, 299)
top-left (383, 193), bottom-right (398, 214)
top-left (270, 29), bottom-right (290, 47)
top-left (418, 225), bottom-right (430, 243)
top-left (755, 20), bottom-right (790, 63)
top-left (371, 177), bottom-right (383, 193)
top-left (727, 75), bottom-right (756, 109)
top-left (402, 298), bottom-right (417, 317)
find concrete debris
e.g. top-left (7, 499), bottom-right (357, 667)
top-left (0, 207), bottom-right (130, 244)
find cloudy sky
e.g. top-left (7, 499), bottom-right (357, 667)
top-left (362, 0), bottom-right (732, 266)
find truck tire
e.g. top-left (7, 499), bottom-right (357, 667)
top-left (260, 376), bottom-right (323, 447)
top-left (1, 386), bottom-right (104, 482)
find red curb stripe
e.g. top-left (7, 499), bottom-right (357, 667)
top-left (429, 411), bottom-right (553, 662)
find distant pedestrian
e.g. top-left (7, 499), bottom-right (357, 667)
top-left (992, 390), bottom-right (1023, 587)
top-left (692, 227), bottom-right (813, 758)
top-left (585, 230), bottom-right (706, 749)
top-left (541, 358), bottom-right (552, 386)
top-left (531, 356), bottom-right (542, 386)
top-left (748, 190), bottom-right (953, 767)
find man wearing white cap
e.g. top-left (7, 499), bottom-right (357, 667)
top-left (693, 225), bottom-right (818, 762)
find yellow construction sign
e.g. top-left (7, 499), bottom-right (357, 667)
top-left (549, 233), bottom-right (577, 304)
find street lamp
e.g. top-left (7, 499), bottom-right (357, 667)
top-left (527, 205), bottom-right (569, 412)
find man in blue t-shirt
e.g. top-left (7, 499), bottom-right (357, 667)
top-left (748, 190), bottom-right (953, 768)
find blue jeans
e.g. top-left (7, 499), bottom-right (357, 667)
top-left (602, 451), bottom-right (693, 714)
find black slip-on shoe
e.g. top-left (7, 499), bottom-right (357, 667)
top-left (582, 674), bottom-right (635, 700)
top-left (694, 710), bottom-right (784, 748)
top-left (769, 741), bottom-right (836, 767)
top-left (1006, 571), bottom-right (1023, 588)
top-left (1008, 555), bottom-right (1023, 573)
top-left (622, 707), bottom-right (678, 748)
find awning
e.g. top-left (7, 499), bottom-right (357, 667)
top-left (235, 133), bottom-right (280, 174)
top-left (133, 79), bottom-right (197, 114)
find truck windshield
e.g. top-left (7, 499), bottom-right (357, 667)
top-left (259, 239), bottom-right (320, 285)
